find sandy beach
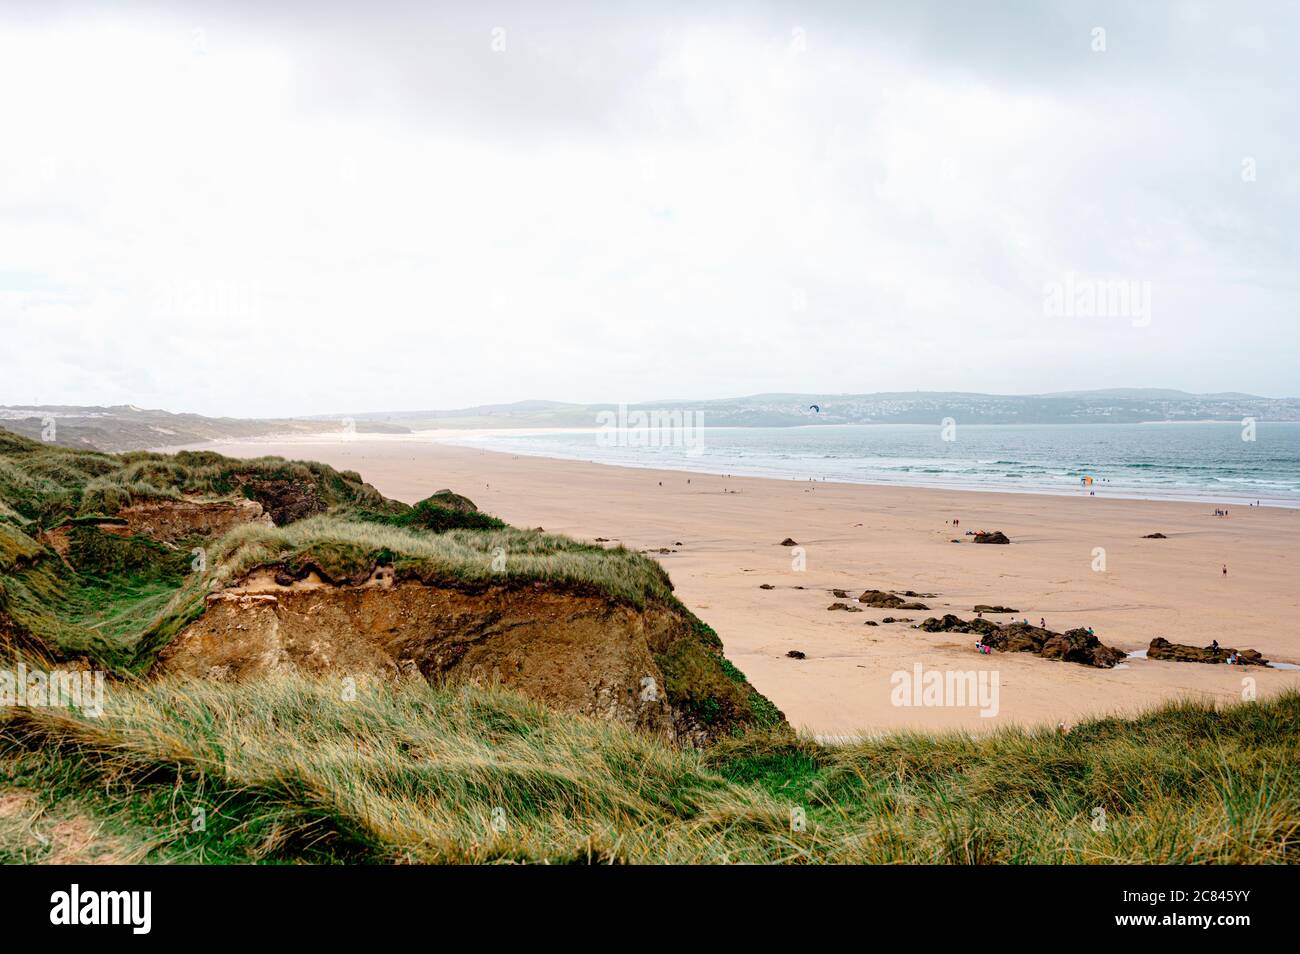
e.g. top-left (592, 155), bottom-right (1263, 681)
top-left (206, 436), bottom-right (1300, 736)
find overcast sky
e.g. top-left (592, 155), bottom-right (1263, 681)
top-left (2, 1), bottom-right (1297, 416)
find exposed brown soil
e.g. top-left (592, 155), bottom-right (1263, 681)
top-left (35, 526), bottom-right (74, 565)
top-left (0, 790), bottom-right (127, 864)
top-left (159, 569), bottom-right (736, 742)
top-left (237, 478), bottom-right (327, 525)
top-left (112, 498), bottom-right (271, 544)
top-left (0, 792), bottom-right (33, 820)
top-left (44, 499), bottom-right (270, 556)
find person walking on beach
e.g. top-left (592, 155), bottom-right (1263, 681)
top-left (1223, 563), bottom-right (1228, 577)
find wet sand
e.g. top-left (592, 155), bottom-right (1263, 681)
top-left (207, 436), bottom-right (1300, 736)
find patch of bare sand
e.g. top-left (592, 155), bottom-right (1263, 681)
top-left (0, 791), bottom-right (34, 819)
top-left (0, 788), bottom-right (128, 864)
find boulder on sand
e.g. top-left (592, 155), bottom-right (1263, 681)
top-left (919, 614), bottom-right (1000, 637)
top-left (858, 589), bottom-right (929, 610)
top-left (973, 531), bottom-right (1010, 544)
top-left (1142, 532), bottom-right (1167, 539)
top-left (780, 537), bottom-right (798, 546)
top-left (1147, 637), bottom-right (1267, 666)
top-left (973, 604), bottom-right (1017, 614)
top-left (1039, 628), bottom-right (1128, 668)
top-left (827, 602), bottom-right (863, 613)
top-left (919, 615), bottom-right (1124, 668)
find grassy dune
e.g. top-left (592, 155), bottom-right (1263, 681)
top-left (209, 517), bottom-right (674, 605)
top-left (2, 675), bottom-right (1295, 864)
top-left (0, 431), bottom-right (393, 528)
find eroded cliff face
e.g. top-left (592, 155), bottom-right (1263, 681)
top-left (113, 498), bottom-right (273, 543)
top-left (158, 569), bottom-right (739, 742)
top-left (38, 499), bottom-right (271, 562)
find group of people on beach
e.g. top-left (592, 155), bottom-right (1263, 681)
top-left (1210, 639), bottom-right (1245, 665)
top-left (945, 516), bottom-right (1005, 537)
top-left (1215, 501), bottom-right (1266, 513)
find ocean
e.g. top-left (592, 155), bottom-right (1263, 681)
top-left (435, 421), bottom-right (1300, 507)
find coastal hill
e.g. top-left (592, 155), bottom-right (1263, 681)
top-left (4, 388), bottom-right (1299, 453)
top-left (0, 405), bottom-right (409, 453)
top-left (369, 389), bottom-right (1300, 428)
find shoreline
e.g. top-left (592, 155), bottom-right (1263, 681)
top-left (199, 437), bottom-right (1300, 735)
top-left (196, 427), bottom-right (1300, 510)
top-left (426, 436), bottom-right (1300, 510)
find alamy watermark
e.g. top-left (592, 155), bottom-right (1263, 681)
top-left (50, 884), bottom-right (150, 934)
top-left (0, 663), bottom-right (105, 717)
top-left (595, 404), bottom-right (705, 456)
top-left (890, 663), bottom-right (1000, 718)
top-left (152, 279), bottom-right (261, 322)
top-left (1044, 272), bottom-right (1151, 328)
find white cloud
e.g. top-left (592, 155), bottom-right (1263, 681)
top-left (1, 2), bottom-right (1296, 415)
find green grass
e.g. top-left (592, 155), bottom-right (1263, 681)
top-left (205, 516), bottom-right (674, 607)
top-left (354, 493), bottom-right (508, 534)
top-left (1, 676), bottom-right (1295, 864)
top-left (0, 430), bottom-right (397, 529)
top-left (0, 522), bottom-right (195, 668)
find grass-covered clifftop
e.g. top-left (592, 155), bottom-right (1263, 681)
top-left (0, 430), bottom-right (397, 527)
top-left (2, 677), bottom-right (1294, 863)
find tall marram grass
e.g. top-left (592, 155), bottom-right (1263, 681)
top-left (209, 516), bottom-right (674, 606)
top-left (3, 676), bottom-right (1296, 864)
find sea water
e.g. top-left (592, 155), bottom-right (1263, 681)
top-left (434, 421), bottom-right (1300, 507)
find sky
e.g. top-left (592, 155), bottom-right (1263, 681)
top-left (2, 0), bottom-right (1297, 417)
